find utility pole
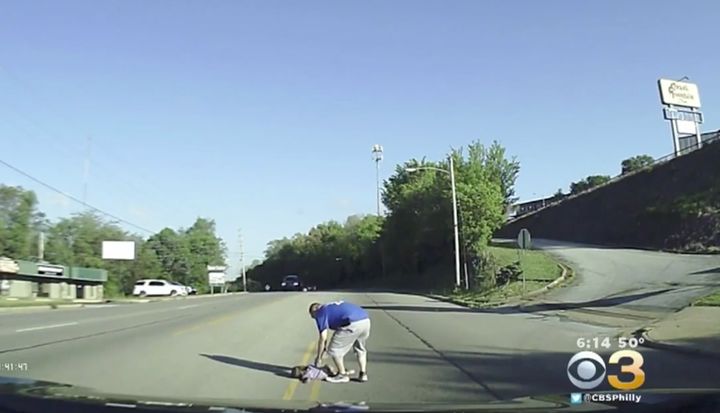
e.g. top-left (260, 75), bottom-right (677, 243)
top-left (371, 144), bottom-right (383, 216)
top-left (38, 232), bottom-right (45, 261)
top-left (83, 136), bottom-right (92, 207)
top-left (371, 144), bottom-right (387, 278)
top-left (239, 230), bottom-right (247, 292)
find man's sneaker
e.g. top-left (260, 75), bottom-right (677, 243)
top-left (358, 372), bottom-right (368, 382)
top-left (345, 369), bottom-right (356, 375)
top-left (326, 373), bottom-right (350, 383)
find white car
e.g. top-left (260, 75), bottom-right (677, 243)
top-left (133, 279), bottom-right (185, 297)
top-left (170, 281), bottom-right (190, 296)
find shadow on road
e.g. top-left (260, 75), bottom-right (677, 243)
top-left (691, 267), bottom-right (720, 275)
top-left (364, 289), bottom-right (673, 315)
top-left (368, 341), bottom-right (720, 402)
top-left (200, 354), bottom-right (292, 378)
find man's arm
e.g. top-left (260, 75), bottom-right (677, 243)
top-left (314, 329), bottom-right (329, 366)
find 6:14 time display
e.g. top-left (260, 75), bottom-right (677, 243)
top-left (577, 337), bottom-right (611, 349)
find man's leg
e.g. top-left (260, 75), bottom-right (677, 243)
top-left (331, 353), bottom-right (347, 375)
top-left (325, 329), bottom-right (354, 383)
top-left (353, 319), bottom-right (371, 382)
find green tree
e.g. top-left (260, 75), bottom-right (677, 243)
top-left (248, 140), bottom-right (518, 293)
top-left (570, 175), bottom-right (612, 195)
top-left (0, 185), bottom-right (45, 259)
top-left (621, 155), bottom-right (654, 175)
top-left (182, 218), bottom-right (226, 288)
top-left (44, 212), bottom-right (133, 296)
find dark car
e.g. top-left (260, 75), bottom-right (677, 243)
top-left (280, 275), bottom-right (305, 291)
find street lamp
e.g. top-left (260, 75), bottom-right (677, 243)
top-left (405, 156), bottom-right (461, 289)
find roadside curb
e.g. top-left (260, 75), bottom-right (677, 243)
top-left (524, 263), bottom-right (571, 298)
top-left (632, 328), bottom-right (720, 359)
top-left (0, 292), bottom-right (249, 311)
top-left (423, 262), bottom-right (573, 310)
top-left (0, 303), bottom-right (84, 312)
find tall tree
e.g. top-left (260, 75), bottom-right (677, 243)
top-left (0, 185), bottom-right (44, 259)
top-left (570, 175), bottom-right (612, 195)
top-left (621, 155), bottom-right (654, 175)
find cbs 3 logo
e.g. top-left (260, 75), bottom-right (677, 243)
top-left (567, 350), bottom-right (645, 390)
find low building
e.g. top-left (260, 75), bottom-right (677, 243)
top-left (0, 257), bottom-right (107, 300)
top-left (508, 194), bottom-right (567, 219)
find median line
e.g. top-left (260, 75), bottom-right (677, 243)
top-left (282, 341), bottom-right (316, 401)
top-left (309, 377), bottom-right (322, 401)
top-left (16, 322), bottom-right (78, 332)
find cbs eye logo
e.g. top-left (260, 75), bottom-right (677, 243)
top-left (567, 350), bottom-right (645, 390)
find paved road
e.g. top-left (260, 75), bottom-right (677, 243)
top-left (1, 288), bottom-right (719, 406)
top-left (521, 239), bottom-right (720, 328)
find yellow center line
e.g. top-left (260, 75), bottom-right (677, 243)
top-left (309, 378), bottom-right (322, 401)
top-left (282, 340), bottom-right (316, 400)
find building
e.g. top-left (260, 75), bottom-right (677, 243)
top-left (0, 257), bottom-right (106, 300)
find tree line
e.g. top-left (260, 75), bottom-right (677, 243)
top-left (0, 184), bottom-right (226, 296)
top-left (248, 140), bottom-right (520, 290)
top-left (557, 154), bottom-right (655, 197)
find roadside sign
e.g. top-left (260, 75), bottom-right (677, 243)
top-left (517, 228), bottom-right (532, 250)
top-left (663, 108), bottom-right (703, 123)
top-left (658, 79), bottom-right (701, 108)
top-left (208, 271), bottom-right (225, 285)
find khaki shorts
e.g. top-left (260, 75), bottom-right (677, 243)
top-left (327, 318), bottom-right (371, 358)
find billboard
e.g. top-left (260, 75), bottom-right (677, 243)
top-left (658, 79), bottom-right (701, 108)
top-left (207, 265), bottom-right (227, 285)
top-left (102, 241), bottom-right (136, 260)
top-left (208, 271), bottom-right (225, 285)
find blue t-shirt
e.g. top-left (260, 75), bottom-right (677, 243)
top-left (315, 301), bottom-right (369, 332)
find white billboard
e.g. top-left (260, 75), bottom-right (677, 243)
top-left (658, 79), bottom-right (701, 108)
top-left (208, 271), bottom-right (225, 285)
top-left (102, 241), bottom-right (136, 260)
top-left (676, 119), bottom-right (697, 135)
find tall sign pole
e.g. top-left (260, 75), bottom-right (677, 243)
top-left (83, 135), bottom-right (92, 208)
top-left (658, 78), bottom-right (703, 156)
top-left (371, 144), bottom-right (383, 216)
top-left (239, 229), bottom-right (247, 292)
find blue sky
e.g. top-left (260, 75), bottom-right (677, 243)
top-left (1, 0), bottom-right (718, 277)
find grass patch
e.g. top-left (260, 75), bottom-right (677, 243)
top-left (695, 290), bottom-right (720, 307)
top-left (487, 244), bottom-right (562, 281)
top-left (450, 280), bottom-right (548, 307)
top-left (446, 244), bottom-right (565, 307)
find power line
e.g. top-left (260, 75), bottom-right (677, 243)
top-left (0, 157), bottom-right (156, 235)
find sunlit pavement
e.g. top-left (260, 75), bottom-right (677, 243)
top-left (1, 282), bottom-right (719, 404)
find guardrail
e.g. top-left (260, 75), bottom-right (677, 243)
top-left (507, 130), bottom-right (720, 223)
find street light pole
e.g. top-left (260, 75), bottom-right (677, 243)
top-left (371, 145), bottom-right (383, 216)
top-left (449, 156), bottom-right (461, 289)
top-left (405, 158), bottom-right (462, 289)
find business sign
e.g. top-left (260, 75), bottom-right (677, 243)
top-left (0, 257), bottom-right (19, 274)
top-left (37, 264), bottom-right (64, 277)
top-left (207, 265), bottom-right (226, 285)
top-left (208, 272), bottom-right (225, 285)
top-left (102, 241), bottom-right (136, 260)
top-left (676, 119), bottom-right (697, 135)
top-left (663, 108), bottom-right (703, 123)
top-left (658, 79), bottom-right (701, 108)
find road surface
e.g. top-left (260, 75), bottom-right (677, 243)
top-left (1, 287), bottom-right (719, 406)
top-left (523, 239), bottom-right (720, 328)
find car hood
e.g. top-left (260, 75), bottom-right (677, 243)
top-left (1, 376), bottom-right (719, 413)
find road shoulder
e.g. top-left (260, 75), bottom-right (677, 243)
top-left (634, 306), bottom-right (720, 358)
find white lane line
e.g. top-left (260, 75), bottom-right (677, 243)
top-left (16, 322), bottom-right (79, 333)
top-left (178, 304), bottom-right (199, 310)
